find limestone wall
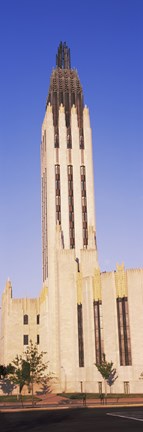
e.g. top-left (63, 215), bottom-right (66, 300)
top-left (1, 265), bottom-right (143, 394)
top-left (0, 281), bottom-right (48, 366)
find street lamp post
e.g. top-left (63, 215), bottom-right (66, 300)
top-left (61, 366), bottom-right (66, 393)
top-left (80, 380), bottom-right (83, 393)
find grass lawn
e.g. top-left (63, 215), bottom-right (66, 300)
top-left (58, 392), bottom-right (143, 400)
top-left (0, 395), bottom-right (41, 402)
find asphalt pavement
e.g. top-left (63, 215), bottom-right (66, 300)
top-left (1, 407), bottom-right (143, 432)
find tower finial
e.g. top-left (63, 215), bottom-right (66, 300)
top-left (56, 41), bottom-right (71, 69)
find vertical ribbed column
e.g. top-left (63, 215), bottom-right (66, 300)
top-left (115, 264), bottom-right (132, 366)
top-left (82, 276), bottom-right (95, 369)
top-left (55, 165), bottom-right (61, 224)
top-left (117, 298), bottom-right (125, 365)
top-left (77, 273), bottom-right (84, 367)
top-left (41, 128), bottom-right (48, 282)
top-left (116, 297), bottom-right (132, 365)
top-left (45, 104), bottom-right (55, 255)
top-left (42, 167), bottom-right (48, 281)
top-left (93, 301), bottom-right (102, 364)
top-left (41, 172), bottom-right (45, 280)
top-left (71, 106), bottom-right (83, 255)
top-left (67, 165), bottom-right (75, 248)
top-left (83, 107), bottom-right (96, 235)
top-left (80, 165), bottom-right (88, 247)
top-left (93, 269), bottom-right (104, 364)
top-left (59, 105), bottom-right (70, 249)
top-left (123, 297), bottom-right (132, 365)
top-left (45, 104), bottom-right (60, 373)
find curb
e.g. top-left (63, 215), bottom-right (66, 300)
top-left (1, 402), bottom-right (143, 413)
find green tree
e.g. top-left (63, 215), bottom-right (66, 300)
top-left (95, 353), bottom-right (118, 396)
top-left (0, 364), bottom-right (17, 396)
top-left (7, 356), bottom-right (30, 402)
top-left (0, 365), bottom-right (7, 379)
top-left (8, 340), bottom-right (52, 405)
top-left (24, 340), bottom-right (50, 404)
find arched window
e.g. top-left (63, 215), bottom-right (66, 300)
top-left (23, 314), bottom-right (28, 325)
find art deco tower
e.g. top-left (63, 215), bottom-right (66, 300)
top-left (41, 42), bottom-right (99, 389)
top-left (2, 42), bottom-right (141, 395)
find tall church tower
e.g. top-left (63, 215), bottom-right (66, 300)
top-left (41, 42), bottom-right (99, 391)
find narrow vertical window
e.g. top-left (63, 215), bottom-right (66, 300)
top-left (23, 335), bottom-right (28, 345)
top-left (80, 166), bottom-right (88, 247)
top-left (117, 298), bottom-right (124, 365)
top-left (37, 335), bottom-right (40, 345)
top-left (67, 126), bottom-right (72, 148)
top-left (55, 165), bottom-right (61, 224)
top-left (93, 300), bottom-right (104, 364)
top-left (23, 314), bottom-right (28, 325)
top-left (53, 91), bottom-right (59, 148)
top-left (37, 314), bottom-right (40, 325)
top-left (117, 297), bottom-right (132, 365)
top-left (68, 165), bottom-right (75, 248)
top-left (77, 304), bottom-right (84, 367)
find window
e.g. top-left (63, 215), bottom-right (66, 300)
top-left (23, 335), bottom-right (28, 345)
top-left (116, 297), bottom-right (132, 365)
top-left (80, 134), bottom-right (84, 149)
top-left (37, 335), bottom-right (40, 345)
top-left (67, 129), bottom-right (72, 148)
top-left (93, 300), bottom-right (104, 365)
top-left (77, 304), bottom-right (84, 367)
top-left (23, 314), bottom-right (28, 325)
top-left (55, 164), bottom-right (60, 175)
top-left (55, 165), bottom-right (61, 224)
top-left (80, 165), bottom-right (85, 176)
top-left (80, 166), bottom-right (88, 247)
top-left (37, 314), bottom-right (40, 325)
top-left (67, 165), bottom-right (75, 248)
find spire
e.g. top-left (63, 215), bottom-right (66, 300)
top-left (46, 43), bottom-right (84, 149)
top-left (56, 41), bottom-right (71, 69)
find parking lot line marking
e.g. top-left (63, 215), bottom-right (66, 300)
top-left (107, 413), bottom-right (143, 422)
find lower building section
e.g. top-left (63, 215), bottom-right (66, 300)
top-left (0, 256), bottom-right (143, 394)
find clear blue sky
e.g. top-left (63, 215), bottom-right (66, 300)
top-left (0, 0), bottom-right (142, 299)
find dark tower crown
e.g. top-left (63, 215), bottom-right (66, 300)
top-left (56, 42), bottom-right (71, 69)
top-left (46, 42), bottom-right (84, 149)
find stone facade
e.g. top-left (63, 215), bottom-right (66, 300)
top-left (0, 281), bottom-right (48, 366)
top-left (1, 265), bottom-right (143, 393)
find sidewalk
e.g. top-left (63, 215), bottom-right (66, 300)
top-left (0, 393), bottom-right (66, 408)
top-left (57, 396), bottom-right (143, 408)
top-left (1, 394), bottom-right (143, 410)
